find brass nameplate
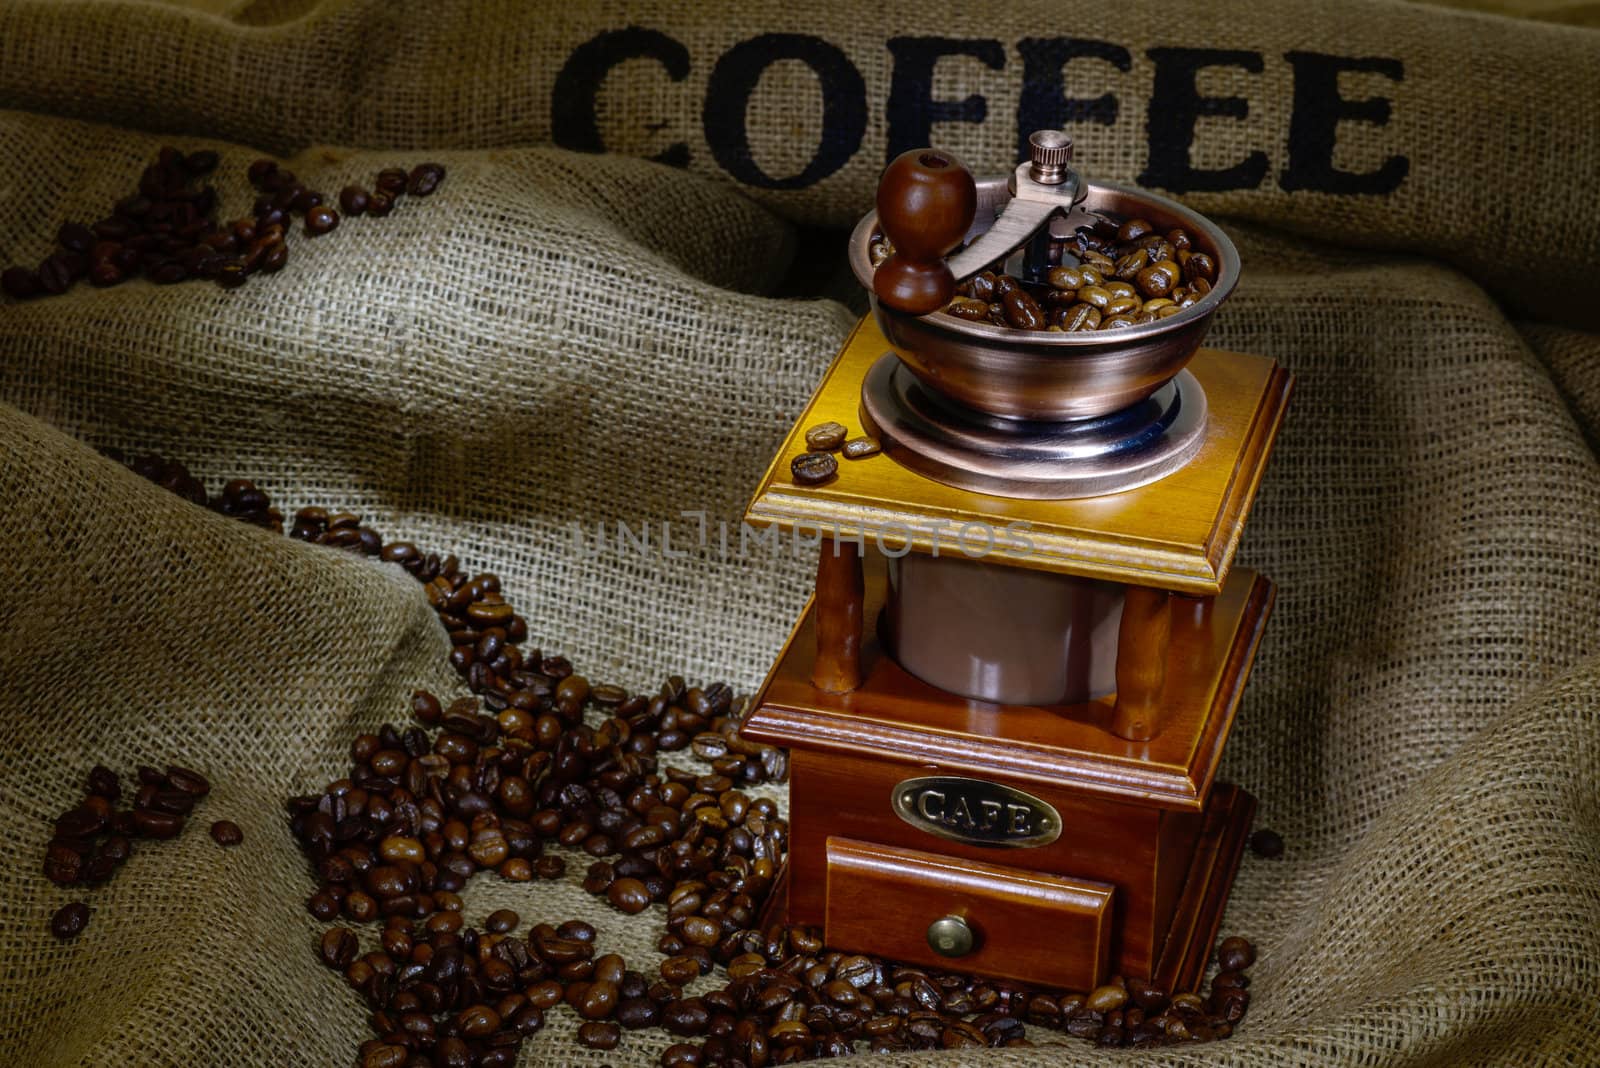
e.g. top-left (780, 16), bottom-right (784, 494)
top-left (891, 776), bottom-right (1061, 848)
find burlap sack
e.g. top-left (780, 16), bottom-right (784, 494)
top-left (2, 1), bottom-right (1598, 1065)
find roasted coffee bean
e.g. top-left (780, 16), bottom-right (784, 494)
top-left (366, 192), bottom-right (395, 217)
top-left (1218, 936), bottom-right (1256, 972)
top-left (484, 908), bottom-right (519, 933)
top-left (131, 808), bottom-right (183, 839)
top-left (339, 185), bottom-right (370, 215)
top-left (321, 927), bottom-right (359, 968)
top-left (1047, 265), bottom-right (1083, 291)
top-left (945, 296), bottom-right (988, 321)
top-left (1113, 248), bottom-right (1149, 280)
top-left (660, 955), bottom-right (702, 985)
top-left (305, 206), bottom-right (339, 236)
top-left (407, 163), bottom-right (446, 197)
top-left (1059, 303), bottom-right (1101, 332)
top-left (215, 262), bottom-right (249, 288)
top-left (147, 789), bottom-right (195, 816)
top-left (1118, 217), bottom-right (1154, 243)
top-left (1086, 983), bottom-right (1128, 1013)
top-left (662, 997), bottom-right (711, 1036)
top-left (1001, 287), bottom-right (1045, 329)
top-left (375, 168), bottom-right (408, 195)
top-left (660, 1043), bottom-right (703, 1066)
top-left (578, 979), bottom-right (619, 1019)
top-left (88, 261), bottom-right (125, 287)
top-left (1127, 979), bottom-right (1169, 1012)
top-left (616, 997), bottom-right (659, 1029)
top-left (1248, 827), bottom-right (1285, 859)
top-left (803, 421), bottom-right (848, 452)
top-left (2, 266), bottom-right (43, 300)
top-left (607, 877), bottom-right (652, 914)
top-left (1076, 284), bottom-right (1111, 310)
top-left (1136, 260), bottom-right (1179, 298)
top-left (56, 222), bottom-right (96, 254)
top-left (577, 1020), bottom-right (621, 1050)
top-left (789, 452), bottom-right (837, 486)
top-left (166, 765), bottom-right (210, 796)
top-left (456, 1004), bottom-right (501, 1038)
top-left (56, 806), bottom-right (108, 839)
top-left (247, 159), bottom-right (279, 185)
top-left (209, 820), bottom-right (244, 846)
top-left (287, 188), bottom-right (323, 214)
top-left (37, 255), bottom-right (75, 295)
top-left (50, 901), bottom-right (91, 939)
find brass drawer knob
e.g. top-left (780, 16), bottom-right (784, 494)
top-left (926, 914), bottom-right (975, 958)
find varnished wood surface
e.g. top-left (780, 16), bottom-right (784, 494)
top-left (823, 837), bottom-right (1113, 991)
top-left (744, 316), bottom-right (1293, 595)
top-left (785, 750), bottom-right (1169, 973)
top-left (773, 768), bottom-right (1254, 984)
top-left (1112, 587), bottom-right (1172, 741)
top-left (1152, 783), bottom-right (1256, 994)
top-left (743, 550), bottom-right (1275, 811)
top-left (810, 538), bottom-right (864, 693)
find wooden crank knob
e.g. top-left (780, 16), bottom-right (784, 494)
top-left (873, 148), bottom-right (977, 315)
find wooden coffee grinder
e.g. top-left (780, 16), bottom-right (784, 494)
top-left (741, 132), bottom-right (1291, 993)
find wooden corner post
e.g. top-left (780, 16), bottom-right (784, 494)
top-left (1112, 586), bottom-right (1171, 741)
top-left (811, 536), bottom-right (864, 693)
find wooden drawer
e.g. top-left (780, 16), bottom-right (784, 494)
top-left (823, 836), bottom-right (1113, 990)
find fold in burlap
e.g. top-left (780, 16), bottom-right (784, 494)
top-left (2, 1), bottom-right (1599, 1065)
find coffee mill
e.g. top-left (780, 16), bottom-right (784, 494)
top-left (741, 132), bottom-right (1291, 993)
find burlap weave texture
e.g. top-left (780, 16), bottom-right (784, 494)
top-left (2, 1), bottom-right (1599, 1065)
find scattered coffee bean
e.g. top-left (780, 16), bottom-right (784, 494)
top-left (407, 163), bottom-right (446, 197)
top-left (841, 436), bottom-right (880, 460)
top-left (1218, 936), bottom-right (1256, 972)
top-left (209, 820), bottom-right (243, 846)
top-left (577, 1020), bottom-right (621, 1050)
top-left (50, 901), bottom-right (90, 939)
top-left (484, 908), bottom-right (520, 933)
top-left (304, 205), bottom-right (339, 236)
top-left (2, 149), bottom-right (446, 301)
top-left (607, 877), bottom-right (652, 915)
top-left (338, 185), bottom-right (370, 216)
top-left (375, 168), bottom-right (408, 196)
top-left (1248, 827), bottom-right (1285, 859)
top-left (790, 452), bottom-right (838, 486)
top-left (803, 421), bottom-right (848, 451)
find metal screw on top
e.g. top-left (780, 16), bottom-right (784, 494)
top-left (1027, 130), bottom-right (1074, 185)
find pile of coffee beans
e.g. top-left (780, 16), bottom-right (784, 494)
top-left (117, 453), bottom-right (1260, 1063)
top-left (791, 422), bottom-right (879, 487)
top-left (868, 216), bottom-right (1218, 333)
top-left (42, 762), bottom-right (212, 938)
top-left (1, 147), bottom-right (444, 300)
top-left (103, 449), bottom-right (284, 531)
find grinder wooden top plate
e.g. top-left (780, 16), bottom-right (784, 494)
top-left (746, 316), bottom-right (1291, 595)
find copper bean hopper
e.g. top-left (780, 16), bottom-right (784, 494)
top-left (741, 131), bottom-right (1291, 995)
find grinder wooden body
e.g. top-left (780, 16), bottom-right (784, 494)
top-left (741, 316), bottom-right (1290, 992)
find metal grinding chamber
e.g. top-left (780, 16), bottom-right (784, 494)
top-left (740, 130), bottom-right (1291, 994)
top-left (858, 132), bottom-right (1238, 706)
